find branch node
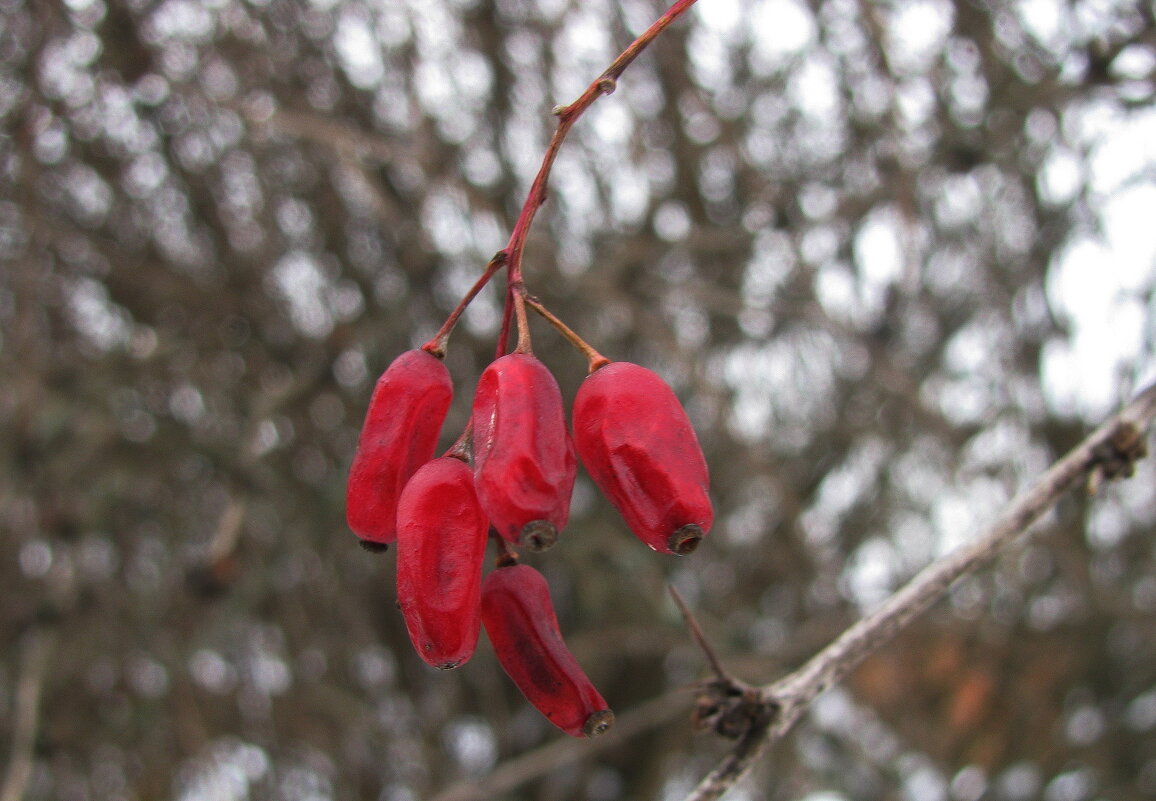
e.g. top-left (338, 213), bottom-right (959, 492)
top-left (1088, 421), bottom-right (1148, 493)
top-left (668, 585), bottom-right (778, 740)
top-left (692, 680), bottom-right (777, 740)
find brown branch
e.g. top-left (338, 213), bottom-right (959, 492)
top-left (683, 382), bottom-right (1156, 801)
top-left (240, 104), bottom-right (397, 163)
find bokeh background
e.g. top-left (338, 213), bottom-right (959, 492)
top-left (3, 0), bottom-right (1156, 799)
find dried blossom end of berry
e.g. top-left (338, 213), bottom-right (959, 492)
top-left (521, 519), bottom-right (559, 552)
top-left (669, 524), bottom-right (704, 556)
top-left (583, 709), bottom-right (615, 738)
top-left (359, 540), bottom-right (389, 554)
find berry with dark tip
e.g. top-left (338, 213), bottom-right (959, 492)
top-left (471, 353), bottom-right (576, 551)
top-left (572, 361), bottom-right (712, 555)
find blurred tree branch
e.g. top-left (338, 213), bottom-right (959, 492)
top-left (1, 629), bottom-right (56, 801)
top-left (429, 691), bottom-right (692, 801)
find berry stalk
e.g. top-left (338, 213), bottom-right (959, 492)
top-left (510, 283), bottom-right (533, 355)
top-left (427, 0), bottom-right (700, 357)
top-left (504, 0), bottom-right (702, 284)
top-left (521, 292), bottom-right (609, 373)
top-left (423, 252), bottom-right (508, 357)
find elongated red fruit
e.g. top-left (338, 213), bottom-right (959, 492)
top-left (396, 457), bottom-right (489, 669)
top-left (471, 353), bottom-right (576, 551)
top-left (346, 349), bottom-right (452, 546)
top-left (572, 362), bottom-right (712, 555)
top-left (481, 563), bottom-right (614, 737)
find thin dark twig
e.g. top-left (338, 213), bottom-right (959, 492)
top-left (669, 584), bottom-right (733, 683)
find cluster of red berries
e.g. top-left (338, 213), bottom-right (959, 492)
top-left (334, 0), bottom-right (714, 744)
top-left (345, 343), bottom-right (712, 738)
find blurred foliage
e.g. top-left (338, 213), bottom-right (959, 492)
top-left (2, 0), bottom-right (1156, 799)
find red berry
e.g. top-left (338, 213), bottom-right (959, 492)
top-left (481, 563), bottom-right (614, 737)
top-left (346, 349), bottom-right (453, 545)
top-left (396, 457), bottom-right (489, 669)
top-left (471, 353), bottom-right (576, 551)
top-left (572, 362), bottom-right (712, 555)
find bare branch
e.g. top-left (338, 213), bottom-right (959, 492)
top-left (241, 104), bottom-right (397, 163)
top-left (684, 382), bottom-right (1156, 801)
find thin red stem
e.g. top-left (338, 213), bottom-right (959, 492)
top-left (443, 423), bottom-right (473, 463)
top-left (426, 0), bottom-right (698, 359)
top-left (504, 0), bottom-right (700, 283)
top-left (511, 285), bottom-right (533, 354)
top-left (422, 251), bottom-right (508, 357)
top-left (492, 531), bottom-right (519, 567)
top-left (496, 284), bottom-right (515, 359)
top-left (521, 292), bottom-right (609, 373)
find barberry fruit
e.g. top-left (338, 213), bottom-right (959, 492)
top-left (396, 457), bottom-right (489, 669)
top-left (572, 361), bottom-right (712, 555)
top-left (481, 563), bottom-right (614, 737)
top-left (346, 349), bottom-right (453, 547)
top-left (471, 353), bottom-right (576, 551)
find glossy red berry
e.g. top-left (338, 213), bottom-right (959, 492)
top-left (481, 563), bottom-right (614, 737)
top-left (471, 353), bottom-right (576, 551)
top-left (572, 361), bottom-right (712, 555)
top-left (346, 349), bottom-right (453, 547)
top-left (395, 457), bottom-right (489, 669)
